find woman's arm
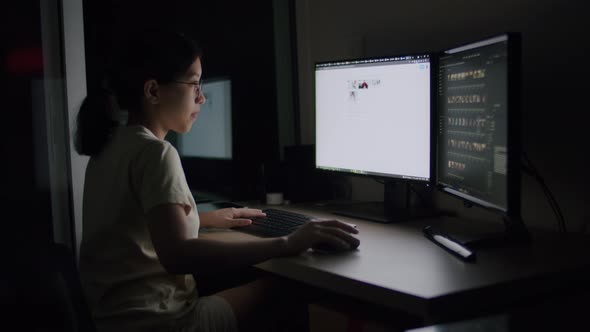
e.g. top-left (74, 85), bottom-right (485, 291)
top-left (147, 203), bottom-right (359, 275)
top-left (198, 208), bottom-right (266, 229)
top-left (148, 204), bottom-right (290, 274)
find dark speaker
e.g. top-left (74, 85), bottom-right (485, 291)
top-left (284, 145), bottom-right (335, 203)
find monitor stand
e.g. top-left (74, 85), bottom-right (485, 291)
top-left (332, 180), bottom-right (437, 223)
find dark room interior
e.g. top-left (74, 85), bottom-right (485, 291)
top-left (2, 1), bottom-right (589, 331)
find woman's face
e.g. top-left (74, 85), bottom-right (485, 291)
top-left (158, 57), bottom-right (206, 134)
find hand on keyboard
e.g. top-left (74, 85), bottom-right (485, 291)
top-left (201, 207), bottom-right (266, 229)
top-left (243, 208), bottom-right (315, 237)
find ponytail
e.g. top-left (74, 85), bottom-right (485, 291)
top-left (74, 88), bottom-right (118, 156)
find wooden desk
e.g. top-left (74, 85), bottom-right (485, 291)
top-left (200, 203), bottom-right (590, 326)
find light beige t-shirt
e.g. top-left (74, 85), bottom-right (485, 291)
top-left (79, 125), bottom-right (199, 332)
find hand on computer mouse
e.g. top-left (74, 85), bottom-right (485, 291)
top-left (284, 219), bottom-right (360, 255)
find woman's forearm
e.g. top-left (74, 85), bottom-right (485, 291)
top-left (165, 236), bottom-right (292, 274)
top-left (198, 211), bottom-right (215, 227)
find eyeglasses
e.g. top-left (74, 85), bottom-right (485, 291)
top-left (173, 79), bottom-right (204, 97)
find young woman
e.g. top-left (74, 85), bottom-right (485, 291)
top-left (75, 30), bottom-right (360, 332)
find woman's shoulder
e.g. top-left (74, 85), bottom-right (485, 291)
top-left (123, 127), bottom-right (180, 162)
top-left (102, 126), bottom-right (178, 167)
top-left (116, 125), bottom-right (172, 149)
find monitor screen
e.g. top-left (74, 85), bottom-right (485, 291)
top-left (315, 54), bottom-right (432, 182)
top-left (436, 34), bottom-right (519, 213)
top-left (178, 78), bottom-right (232, 159)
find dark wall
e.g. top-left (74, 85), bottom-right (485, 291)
top-left (1, 1), bottom-right (53, 249)
top-left (1, 0), bottom-right (60, 327)
top-left (83, 0), bottom-right (280, 200)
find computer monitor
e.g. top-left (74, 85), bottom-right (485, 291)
top-left (178, 77), bottom-right (232, 160)
top-left (177, 77), bottom-right (234, 202)
top-left (314, 54), bottom-right (434, 222)
top-left (435, 33), bottom-right (529, 246)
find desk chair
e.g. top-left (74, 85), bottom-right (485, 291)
top-left (47, 242), bottom-right (97, 332)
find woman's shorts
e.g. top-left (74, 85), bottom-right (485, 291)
top-left (180, 295), bottom-right (238, 332)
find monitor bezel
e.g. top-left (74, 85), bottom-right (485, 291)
top-left (314, 52), bottom-right (436, 185)
top-left (434, 32), bottom-right (522, 219)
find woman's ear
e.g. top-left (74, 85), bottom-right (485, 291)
top-left (144, 79), bottom-right (160, 104)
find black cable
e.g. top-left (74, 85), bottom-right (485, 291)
top-left (522, 152), bottom-right (566, 233)
top-left (523, 160), bottom-right (562, 232)
top-left (542, 185), bottom-right (566, 233)
top-left (526, 156), bottom-right (566, 233)
top-left (523, 159), bottom-right (565, 233)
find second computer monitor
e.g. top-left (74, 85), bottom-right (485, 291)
top-left (315, 54), bottom-right (432, 182)
top-left (436, 34), bottom-right (520, 216)
top-left (178, 77), bottom-right (232, 160)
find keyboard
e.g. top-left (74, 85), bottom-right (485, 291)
top-left (237, 208), bottom-right (315, 237)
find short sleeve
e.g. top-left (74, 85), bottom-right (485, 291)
top-left (132, 141), bottom-right (192, 215)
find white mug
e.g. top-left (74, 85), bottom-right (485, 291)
top-left (266, 192), bottom-right (284, 205)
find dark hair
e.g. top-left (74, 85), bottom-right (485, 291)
top-left (74, 30), bottom-right (203, 156)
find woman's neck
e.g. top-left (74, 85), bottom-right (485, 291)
top-left (127, 112), bottom-right (168, 140)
